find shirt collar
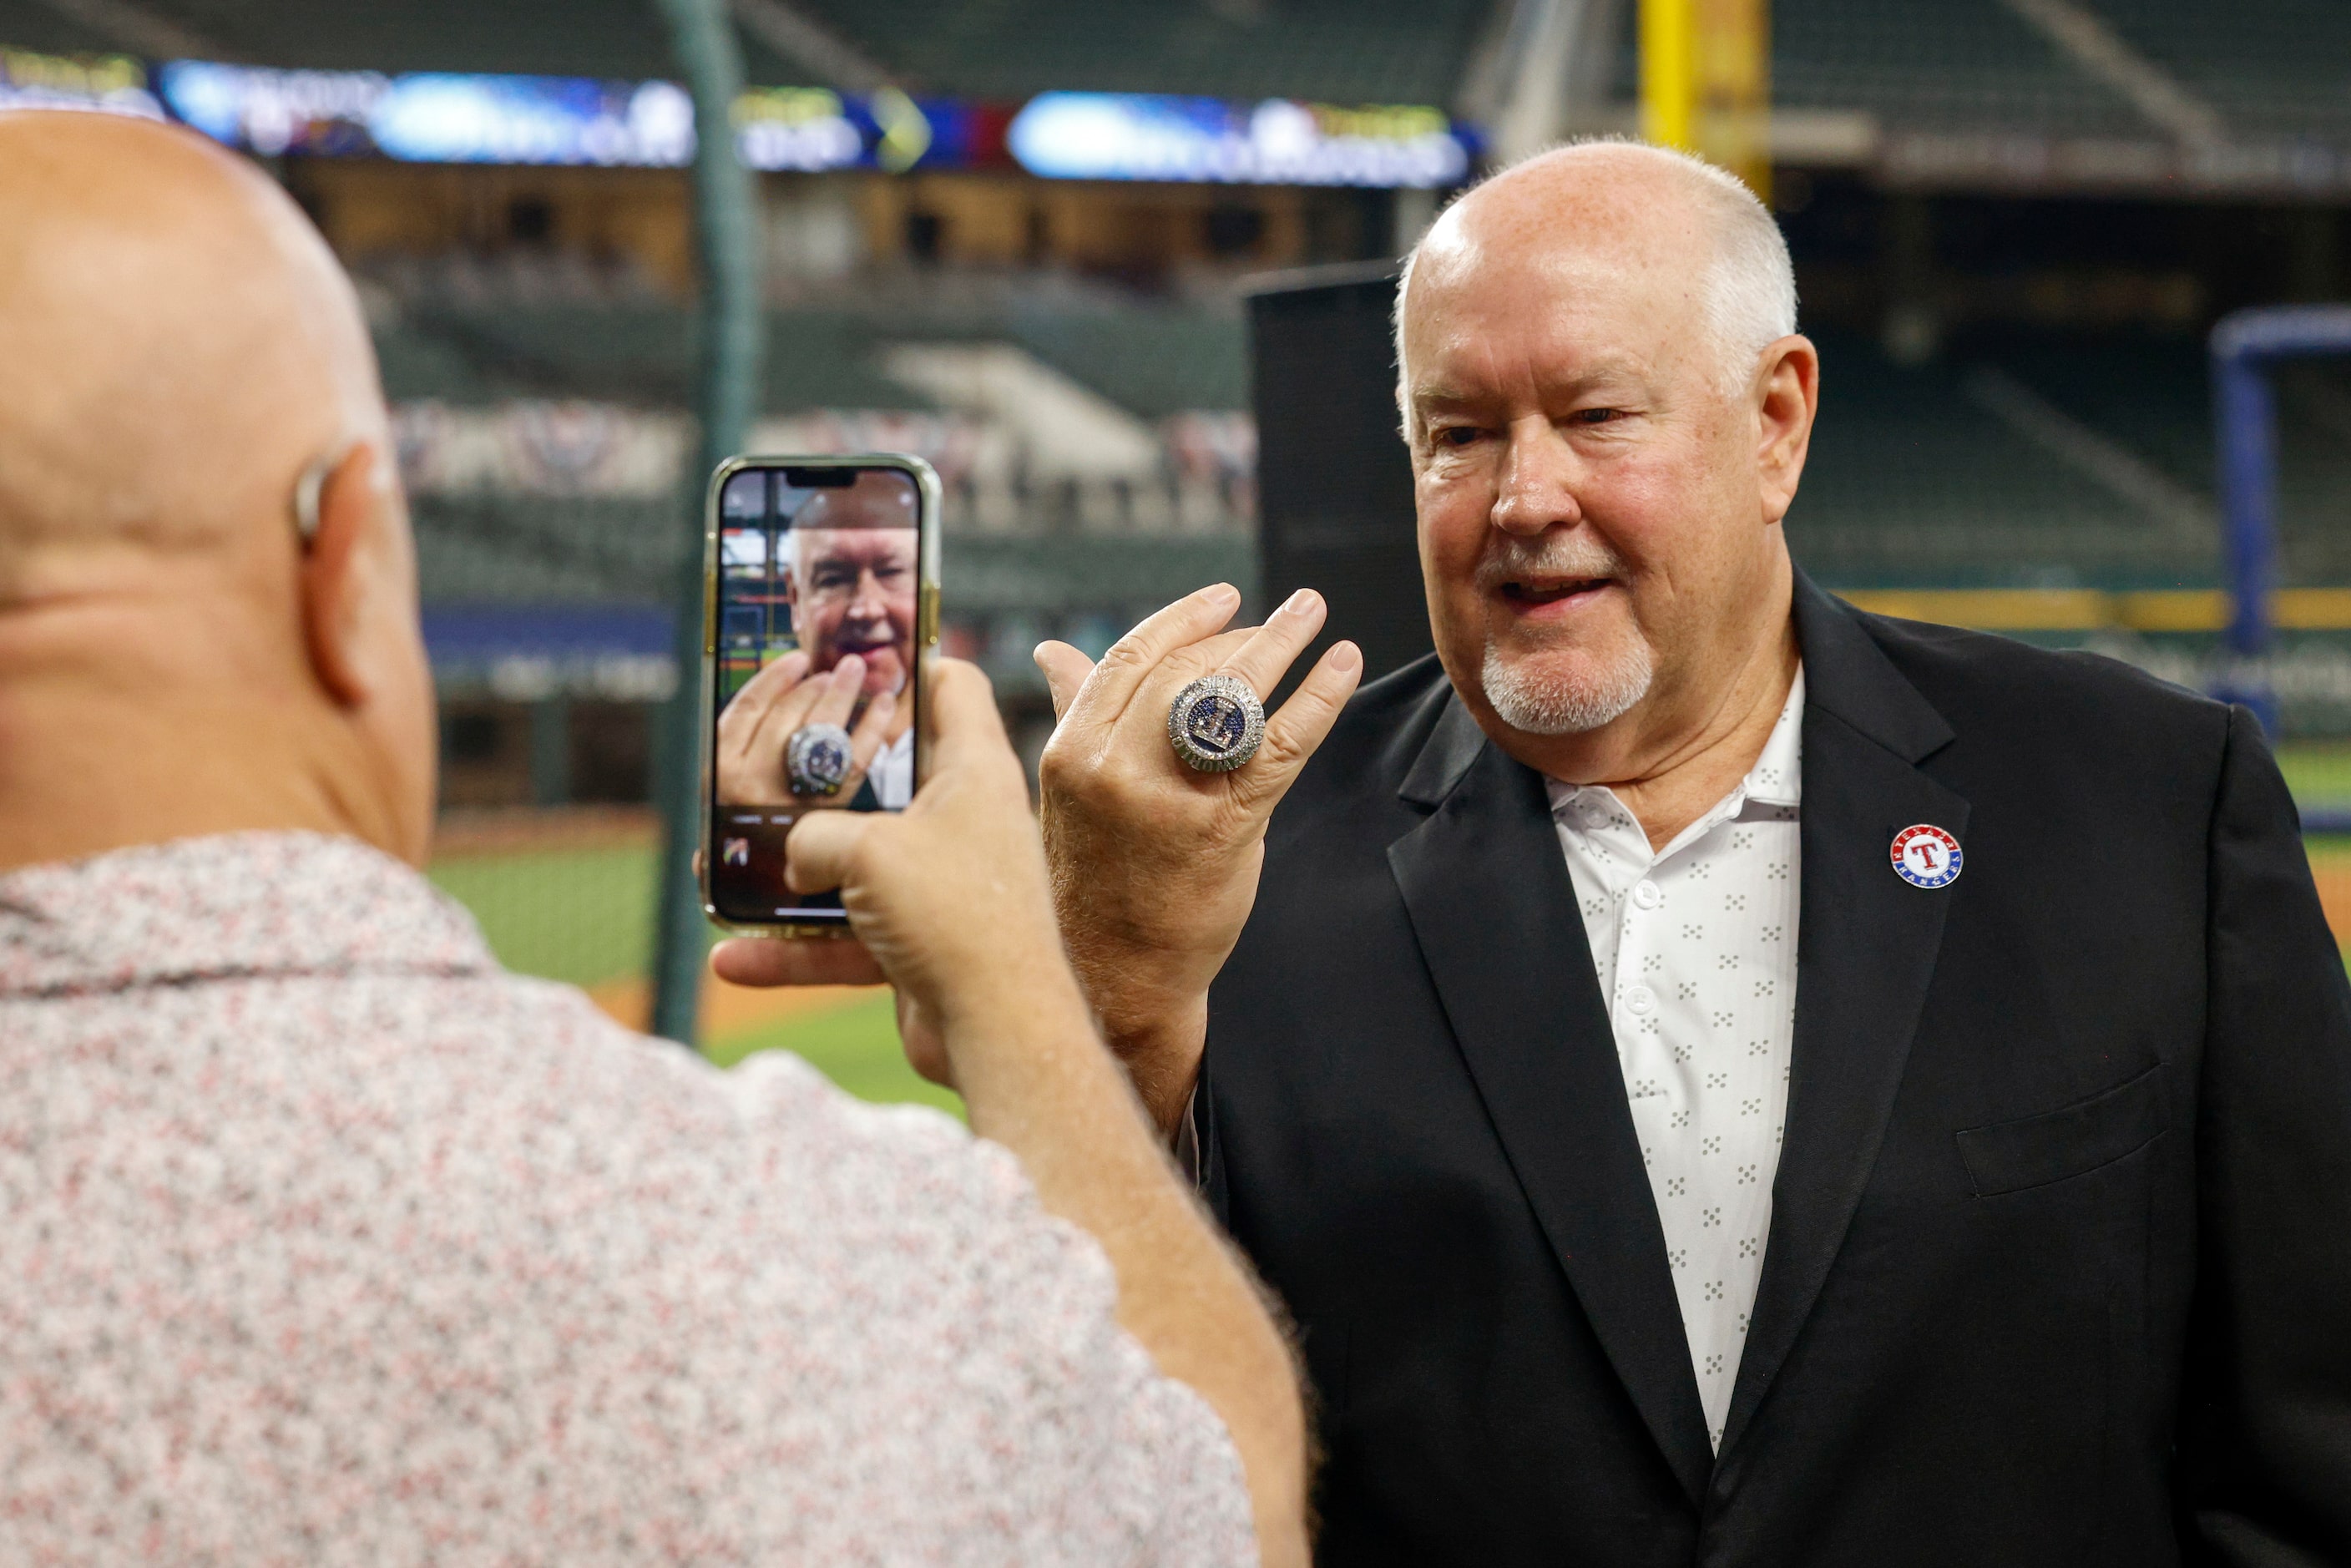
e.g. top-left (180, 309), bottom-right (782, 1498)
top-left (1743, 665), bottom-right (1805, 808)
top-left (1544, 665), bottom-right (1806, 826)
top-left (0, 831), bottom-right (494, 998)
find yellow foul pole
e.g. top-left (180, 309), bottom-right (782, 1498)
top-left (1644, 0), bottom-right (1772, 204)
top-left (1640, 0), bottom-right (1695, 152)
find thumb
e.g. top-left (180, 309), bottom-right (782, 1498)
top-left (1034, 640), bottom-right (1095, 723)
top-left (785, 808), bottom-right (879, 894)
top-left (923, 658), bottom-right (1017, 774)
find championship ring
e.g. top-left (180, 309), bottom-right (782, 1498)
top-left (786, 722), bottom-right (856, 797)
top-left (1166, 674), bottom-right (1267, 773)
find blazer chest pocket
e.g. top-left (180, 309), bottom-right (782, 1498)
top-left (1955, 1062), bottom-right (2169, 1197)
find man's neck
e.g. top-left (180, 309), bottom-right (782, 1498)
top-left (1599, 622), bottom-right (1799, 850)
top-left (0, 640), bottom-right (369, 877)
top-left (1494, 584), bottom-right (1801, 852)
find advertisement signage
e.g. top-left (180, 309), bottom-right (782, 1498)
top-left (1008, 93), bottom-right (1478, 188)
top-left (67, 53), bottom-right (1485, 187)
top-left (154, 61), bottom-right (1005, 175)
top-left (0, 48), bottom-right (162, 118)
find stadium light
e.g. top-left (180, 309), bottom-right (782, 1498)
top-left (2211, 304), bottom-right (2351, 743)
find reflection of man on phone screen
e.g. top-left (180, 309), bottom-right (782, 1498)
top-left (787, 487), bottom-right (917, 808)
top-left (713, 470), bottom-right (920, 816)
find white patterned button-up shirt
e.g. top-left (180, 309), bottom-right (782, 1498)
top-left (1546, 670), bottom-right (1803, 1450)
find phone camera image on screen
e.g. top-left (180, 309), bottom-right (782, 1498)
top-left (708, 463), bottom-right (922, 924)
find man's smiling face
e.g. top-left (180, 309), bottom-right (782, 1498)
top-left (1400, 150), bottom-right (1791, 748)
top-left (788, 526), bottom-right (917, 706)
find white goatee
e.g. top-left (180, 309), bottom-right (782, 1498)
top-left (1474, 533), bottom-right (1655, 736)
top-left (1482, 638), bottom-right (1654, 735)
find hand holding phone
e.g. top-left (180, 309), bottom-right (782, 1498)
top-left (710, 658), bottom-right (1051, 1089)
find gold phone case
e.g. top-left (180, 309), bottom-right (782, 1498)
top-left (696, 453), bottom-right (943, 938)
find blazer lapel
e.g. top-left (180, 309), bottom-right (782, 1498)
top-left (1720, 578), bottom-right (1967, 1456)
top-left (1389, 699), bottom-right (1715, 1504)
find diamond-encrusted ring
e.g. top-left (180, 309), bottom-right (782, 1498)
top-left (786, 723), bottom-right (857, 797)
top-left (1166, 674), bottom-right (1267, 773)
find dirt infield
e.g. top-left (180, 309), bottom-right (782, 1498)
top-left (2309, 860), bottom-right (2351, 943)
top-left (433, 806), bottom-right (660, 857)
top-left (585, 974), bottom-right (883, 1037)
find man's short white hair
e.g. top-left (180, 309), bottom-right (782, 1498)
top-left (1395, 139), bottom-right (1798, 417)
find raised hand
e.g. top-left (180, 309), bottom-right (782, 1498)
top-left (709, 658), bottom-right (1056, 1090)
top-left (1035, 584), bottom-right (1361, 1133)
top-left (713, 654), bottom-right (1315, 1566)
top-left (715, 650), bottom-right (897, 809)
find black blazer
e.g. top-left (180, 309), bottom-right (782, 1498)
top-left (1201, 576), bottom-right (2351, 1566)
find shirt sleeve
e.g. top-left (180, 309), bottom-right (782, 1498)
top-left (719, 1052), bottom-right (1259, 1568)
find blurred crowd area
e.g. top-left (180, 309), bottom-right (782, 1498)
top-left (8, 0), bottom-right (2351, 1034)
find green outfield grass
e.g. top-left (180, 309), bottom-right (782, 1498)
top-left (428, 843), bottom-right (658, 990)
top-left (2280, 746), bottom-right (2351, 807)
top-left (705, 990), bottom-right (961, 1116)
top-left (437, 754), bottom-right (2351, 1116)
top-left (429, 838), bottom-right (954, 1115)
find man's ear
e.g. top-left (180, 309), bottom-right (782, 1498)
top-left (299, 441), bottom-right (407, 708)
top-left (1756, 334), bottom-right (1820, 527)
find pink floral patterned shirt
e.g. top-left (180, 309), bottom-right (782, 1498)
top-left (0, 832), bottom-right (1255, 1567)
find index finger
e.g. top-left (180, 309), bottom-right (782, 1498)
top-left (711, 935), bottom-right (886, 988)
top-left (716, 650), bottom-right (811, 753)
top-left (1056, 583), bottom-right (1243, 741)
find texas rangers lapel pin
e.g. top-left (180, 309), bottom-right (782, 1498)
top-left (1889, 824), bottom-right (1963, 888)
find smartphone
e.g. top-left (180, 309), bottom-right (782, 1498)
top-left (699, 453), bottom-right (941, 933)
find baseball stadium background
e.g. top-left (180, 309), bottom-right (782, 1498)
top-left (7, 0), bottom-right (2351, 1112)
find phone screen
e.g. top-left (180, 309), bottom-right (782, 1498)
top-left (707, 463), bottom-right (923, 924)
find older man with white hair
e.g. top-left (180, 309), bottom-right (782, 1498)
top-left (1031, 141), bottom-right (2351, 1565)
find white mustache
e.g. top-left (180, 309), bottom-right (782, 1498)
top-left (1472, 534), bottom-right (1630, 594)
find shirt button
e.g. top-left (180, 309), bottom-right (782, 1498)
top-left (1632, 880), bottom-right (1662, 909)
top-left (1579, 799), bottom-right (1608, 826)
top-left (1626, 985), bottom-right (1656, 1016)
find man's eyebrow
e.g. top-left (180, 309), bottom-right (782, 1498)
top-left (1408, 357), bottom-right (1651, 410)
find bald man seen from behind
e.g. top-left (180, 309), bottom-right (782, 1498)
top-left (0, 111), bottom-right (1308, 1567)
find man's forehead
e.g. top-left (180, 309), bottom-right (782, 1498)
top-left (1403, 246), bottom-right (1684, 394)
top-left (1403, 156), bottom-right (1714, 367)
top-left (797, 527), bottom-right (914, 559)
top-left (791, 472), bottom-right (918, 529)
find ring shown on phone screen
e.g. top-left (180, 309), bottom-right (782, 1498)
top-left (700, 454), bottom-right (941, 934)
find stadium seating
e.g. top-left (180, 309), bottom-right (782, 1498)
top-left (412, 495), bottom-right (675, 605)
top-left (1788, 329), bottom-right (2212, 589)
top-left (392, 301), bottom-right (2305, 609)
top-left (0, 0), bottom-right (1486, 104)
top-left (2084, 0), bottom-right (2351, 144)
top-left (375, 284), bottom-right (1252, 420)
top-left (0, 0), bottom-right (109, 56)
top-left (10, 0), bottom-right (2341, 154)
top-left (1007, 303), bottom-right (1248, 419)
top-left (0, 0), bottom-right (675, 78)
top-left (780, 0), bottom-right (1490, 105)
top-left (1768, 0), bottom-right (2145, 137)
